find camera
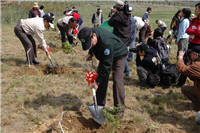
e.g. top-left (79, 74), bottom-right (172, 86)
top-left (129, 47), bottom-right (139, 53)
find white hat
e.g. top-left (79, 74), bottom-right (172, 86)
top-left (191, 14), bottom-right (195, 17)
top-left (115, 0), bottom-right (124, 8)
top-left (33, 2), bottom-right (39, 8)
top-left (67, 11), bottom-right (72, 15)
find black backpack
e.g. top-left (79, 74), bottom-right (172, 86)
top-left (154, 38), bottom-right (169, 63)
top-left (160, 63), bottom-right (180, 86)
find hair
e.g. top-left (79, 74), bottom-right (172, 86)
top-left (147, 7), bottom-right (151, 11)
top-left (66, 7), bottom-right (69, 9)
top-left (40, 5), bottom-right (44, 9)
top-left (116, 6), bottom-right (124, 11)
top-left (50, 13), bottom-right (54, 17)
top-left (155, 20), bottom-right (158, 23)
top-left (153, 28), bottom-right (163, 38)
top-left (174, 10), bottom-right (181, 17)
top-left (195, 3), bottom-right (200, 9)
top-left (182, 8), bottom-right (191, 19)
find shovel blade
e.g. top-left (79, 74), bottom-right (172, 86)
top-left (48, 63), bottom-right (58, 68)
top-left (88, 105), bottom-right (107, 124)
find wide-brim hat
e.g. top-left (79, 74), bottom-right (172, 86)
top-left (33, 2), bottom-right (39, 8)
top-left (78, 27), bottom-right (93, 51)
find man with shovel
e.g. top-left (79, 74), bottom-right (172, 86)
top-left (14, 16), bottom-right (54, 65)
top-left (78, 27), bottom-right (128, 118)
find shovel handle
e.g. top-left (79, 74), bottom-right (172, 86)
top-left (92, 88), bottom-right (96, 97)
top-left (48, 56), bottom-right (53, 65)
top-left (92, 88), bottom-right (98, 111)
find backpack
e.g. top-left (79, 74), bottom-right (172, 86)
top-left (147, 71), bottom-right (160, 87)
top-left (160, 63), bottom-right (180, 86)
top-left (123, 1), bottom-right (133, 15)
top-left (154, 38), bottom-right (169, 63)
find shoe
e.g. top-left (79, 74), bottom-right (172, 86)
top-left (30, 62), bottom-right (35, 65)
top-left (32, 60), bottom-right (40, 65)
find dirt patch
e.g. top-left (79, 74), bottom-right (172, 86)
top-left (13, 65), bottom-right (88, 76)
top-left (37, 45), bottom-right (62, 53)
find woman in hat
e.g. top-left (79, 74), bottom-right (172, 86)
top-left (29, 2), bottom-right (41, 18)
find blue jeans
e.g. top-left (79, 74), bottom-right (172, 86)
top-left (128, 41), bottom-right (135, 61)
top-left (124, 60), bottom-right (130, 76)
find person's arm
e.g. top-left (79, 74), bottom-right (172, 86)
top-left (91, 13), bottom-right (95, 24)
top-left (177, 21), bottom-right (184, 42)
top-left (142, 13), bottom-right (148, 23)
top-left (185, 25), bottom-right (200, 37)
top-left (170, 17), bottom-right (175, 30)
top-left (101, 14), bottom-right (103, 24)
top-left (108, 13), bottom-right (117, 27)
top-left (29, 10), bottom-right (33, 18)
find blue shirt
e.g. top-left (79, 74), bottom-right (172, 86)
top-left (177, 18), bottom-right (190, 42)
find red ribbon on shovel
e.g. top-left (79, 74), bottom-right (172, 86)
top-left (86, 71), bottom-right (98, 86)
top-left (42, 45), bottom-right (50, 51)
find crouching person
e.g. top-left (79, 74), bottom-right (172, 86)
top-left (134, 43), bottom-right (160, 89)
top-left (177, 46), bottom-right (200, 111)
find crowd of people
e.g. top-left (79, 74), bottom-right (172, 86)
top-left (14, 1), bottom-right (200, 119)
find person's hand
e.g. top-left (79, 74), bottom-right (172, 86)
top-left (135, 43), bottom-right (141, 48)
top-left (85, 54), bottom-right (93, 61)
top-left (178, 51), bottom-right (185, 58)
top-left (91, 81), bottom-right (98, 91)
top-left (46, 51), bottom-right (50, 58)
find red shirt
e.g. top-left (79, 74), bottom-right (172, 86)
top-left (186, 17), bottom-right (200, 44)
top-left (72, 12), bottom-right (80, 22)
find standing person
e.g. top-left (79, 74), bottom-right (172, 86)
top-left (43, 13), bottom-right (55, 31)
top-left (177, 48), bottom-right (200, 111)
top-left (65, 10), bottom-right (84, 31)
top-left (108, 0), bottom-right (131, 77)
top-left (78, 27), bottom-right (128, 118)
top-left (39, 5), bottom-right (45, 17)
top-left (57, 16), bottom-right (78, 47)
top-left (142, 7), bottom-right (152, 40)
top-left (176, 8), bottom-right (191, 56)
top-left (128, 15), bottom-right (137, 62)
top-left (72, 6), bottom-right (79, 14)
top-left (91, 8), bottom-right (103, 27)
top-left (170, 10), bottom-right (182, 40)
top-left (155, 20), bottom-right (167, 33)
top-left (177, 3), bottom-right (200, 87)
top-left (134, 16), bottom-right (147, 43)
top-left (29, 2), bottom-right (41, 18)
top-left (108, 6), bottom-right (115, 19)
top-left (14, 16), bottom-right (54, 65)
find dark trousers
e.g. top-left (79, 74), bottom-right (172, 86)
top-left (178, 42), bottom-right (200, 86)
top-left (57, 24), bottom-right (73, 44)
top-left (161, 27), bottom-right (167, 33)
top-left (14, 23), bottom-right (37, 63)
top-left (139, 24), bottom-right (147, 43)
top-left (96, 57), bottom-right (126, 112)
top-left (181, 85), bottom-right (200, 108)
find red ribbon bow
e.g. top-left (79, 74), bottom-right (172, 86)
top-left (73, 30), bottom-right (79, 35)
top-left (42, 45), bottom-right (50, 51)
top-left (86, 71), bottom-right (98, 86)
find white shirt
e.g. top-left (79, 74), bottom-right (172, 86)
top-left (57, 16), bottom-right (73, 27)
top-left (20, 17), bottom-right (47, 51)
top-left (39, 9), bottom-right (45, 17)
top-left (157, 20), bottom-right (167, 28)
top-left (134, 16), bottom-right (145, 30)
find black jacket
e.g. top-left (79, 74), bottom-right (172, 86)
top-left (29, 8), bottom-right (41, 18)
top-left (136, 47), bottom-right (159, 73)
top-left (108, 12), bottom-right (131, 47)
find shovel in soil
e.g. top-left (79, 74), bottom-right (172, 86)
top-left (88, 88), bottom-right (107, 124)
top-left (48, 56), bottom-right (58, 68)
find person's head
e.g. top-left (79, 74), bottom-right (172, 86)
top-left (175, 10), bottom-right (181, 17)
top-left (43, 16), bottom-right (54, 29)
top-left (155, 20), bottom-right (158, 24)
top-left (111, 6), bottom-right (115, 12)
top-left (153, 28), bottom-right (163, 38)
top-left (40, 5), bottom-right (44, 10)
top-left (188, 46), bottom-right (200, 61)
top-left (137, 43), bottom-right (152, 56)
top-left (97, 8), bottom-right (102, 13)
top-left (147, 7), bottom-right (152, 13)
top-left (66, 7), bottom-right (69, 11)
top-left (181, 8), bottom-right (191, 18)
top-left (115, 0), bottom-right (124, 12)
top-left (69, 17), bottom-right (77, 26)
top-left (33, 2), bottom-right (39, 9)
top-left (78, 27), bottom-right (98, 51)
top-left (49, 13), bottom-right (55, 18)
top-left (195, 3), bottom-right (200, 17)
top-left (72, 6), bottom-right (76, 11)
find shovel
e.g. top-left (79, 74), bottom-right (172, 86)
top-left (48, 56), bottom-right (58, 68)
top-left (88, 88), bottom-right (107, 124)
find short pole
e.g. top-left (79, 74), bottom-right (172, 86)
top-left (27, 48), bottom-right (31, 67)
